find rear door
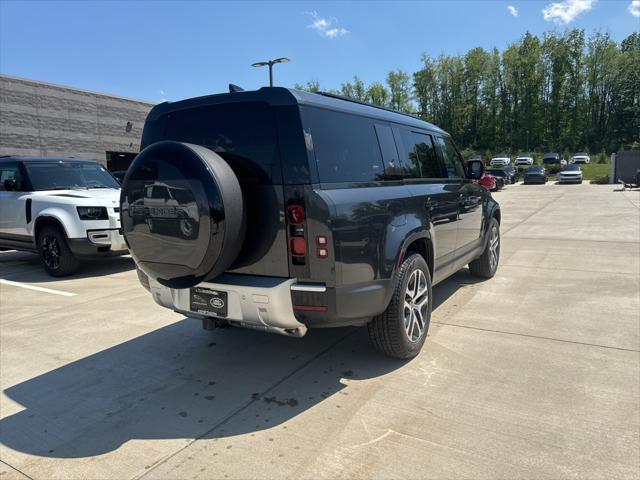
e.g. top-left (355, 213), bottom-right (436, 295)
top-left (434, 135), bottom-right (483, 252)
top-left (142, 102), bottom-right (289, 277)
top-left (395, 128), bottom-right (459, 261)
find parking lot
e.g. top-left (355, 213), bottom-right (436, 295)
top-left (1, 183), bottom-right (638, 479)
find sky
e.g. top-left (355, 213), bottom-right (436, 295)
top-left (0, 0), bottom-right (638, 104)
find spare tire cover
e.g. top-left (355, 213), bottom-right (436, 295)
top-left (120, 141), bottom-right (245, 289)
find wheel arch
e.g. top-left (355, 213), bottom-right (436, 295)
top-left (34, 215), bottom-right (70, 241)
top-left (396, 227), bottom-right (435, 279)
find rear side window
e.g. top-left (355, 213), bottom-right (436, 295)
top-left (301, 107), bottom-right (384, 183)
top-left (434, 136), bottom-right (466, 179)
top-left (0, 163), bottom-right (23, 191)
top-left (146, 102), bottom-right (281, 184)
top-left (396, 129), bottom-right (441, 179)
top-left (374, 124), bottom-right (402, 177)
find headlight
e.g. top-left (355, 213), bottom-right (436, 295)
top-left (77, 206), bottom-right (108, 220)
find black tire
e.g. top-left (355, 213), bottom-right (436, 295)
top-left (469, 217), bottom-right (500, 278)
top-left (37, 225), bottom-right (80, 277)
top-left (121, 141), bottom-right (245, 289)
top-left (367, 254), bottom-right (432, 359)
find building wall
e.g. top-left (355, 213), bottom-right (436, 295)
top-left (0, 74), bottom-right (154, 165)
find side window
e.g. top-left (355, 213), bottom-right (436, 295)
top-left (374, 124), bottom-right (402, 177)
top-left (301, 107), bottom-right (384, 183)
top-left (0, 164), bottom-right (22, 191)
top-left (397, 129), bottom-right (441, 179)
top-left (435, 136), bottom-right (466, 179)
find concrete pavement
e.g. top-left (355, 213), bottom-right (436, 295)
top-left (1, 183), bottom-right (639, 479)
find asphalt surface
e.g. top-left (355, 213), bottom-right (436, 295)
top-left (1, 183), bottom-right (639, 480)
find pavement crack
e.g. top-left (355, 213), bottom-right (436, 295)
top-left (0, 459), bottom-right (35, 480)
top-left (432, 321), bottom-right (640, 353)
top-left (131, 330), bottom-right (355, 480)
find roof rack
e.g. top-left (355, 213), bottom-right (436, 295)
top-left (316, 91), bottom-right (420, 122)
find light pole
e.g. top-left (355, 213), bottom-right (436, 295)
top-left (251, 57), bottom-right (290, 87)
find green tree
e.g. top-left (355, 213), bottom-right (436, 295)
top-left (365, 82), bottom-right (390, 107)
top-left (386, 70), bottom-right (413, 112)
top-left (340, 76), bottom-right (366, 101)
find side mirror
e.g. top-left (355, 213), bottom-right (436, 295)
top-left (467, 160), bottom-right (484, 180)
top-left (3, 179), bottom-right (17, 191)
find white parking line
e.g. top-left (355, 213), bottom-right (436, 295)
top-left (0, 279), bottom-right (77, 297)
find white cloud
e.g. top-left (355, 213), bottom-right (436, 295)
top-left (629, 0), bottom-right (640, 17)
top-left (542, 0), bottom-right (595, 24)
top-left (507, 5), bottom-right (518, 17)
top-left (305, 11), bottom-right (349, 39)
top-left (159, 89), bottom-right (167, 102)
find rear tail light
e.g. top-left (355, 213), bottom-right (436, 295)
top-left (287, 203), bottom-right (306, 265)
top-left (289, 237), bottom-right (307, 257)
top-left (288, 205), bottom-right (305, 224)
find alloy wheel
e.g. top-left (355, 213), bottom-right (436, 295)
top-left (489, 225), bottom-right (500, 271)
top-left (41, 235), bottom-right (61, 270)
top-left (403, 269), bottom-right (429, 343)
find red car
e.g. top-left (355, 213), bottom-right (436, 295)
top-left (475, 173), bottom-right (497, 191)
top-left (465, 156), bottom-right (497, 191)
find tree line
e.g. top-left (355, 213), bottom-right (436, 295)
top-left (295, 30), bottom-right (639, 157)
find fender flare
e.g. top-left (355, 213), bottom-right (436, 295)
top-left (33, 211), bottom-right (73, 240)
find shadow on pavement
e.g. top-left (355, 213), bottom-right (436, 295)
top-left (0, 271), bottom-right (476, 459)
top-left (0, 250), bottom-right (134, 282)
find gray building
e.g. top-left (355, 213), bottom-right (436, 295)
top-left (0, 74), bottom-right (154, 170)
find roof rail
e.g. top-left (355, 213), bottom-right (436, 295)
top-left (315, 91), bottom-right (420, 121)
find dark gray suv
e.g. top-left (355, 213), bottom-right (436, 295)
top-left (120, 87), bottom-right (501, 359)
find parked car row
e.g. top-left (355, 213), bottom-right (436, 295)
top-left (523, 164), bottom-right (584, 184)
top-left (488, 152), bottom-right (591, 167)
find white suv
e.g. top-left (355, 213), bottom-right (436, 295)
top-left (570, 152), bottom-right (590, 164)
top-left (0, 157), bottom-right (127, 276)
top-left (490, 154), bottom-right (511, 166)
top-left (515, 154), bottom-right (534, 165)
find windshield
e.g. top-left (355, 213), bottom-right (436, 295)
top-left (528, 166), bottom-right (543, 172)
top-left (563, 164), bottom-right (581, 171)
top-left (25, 162), bottom-right (120, 191)
top-left (487, 169), bottom-right (505, 176)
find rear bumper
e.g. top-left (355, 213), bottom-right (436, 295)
top-left (148, 274), bottom-right (309, 337)
top-left (144, 273), bottom-right (391, 335)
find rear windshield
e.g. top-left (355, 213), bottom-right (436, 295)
top-left (143, 102), bottom-right (281, 184)
top-left (25, 162), bottom-right (120, 191)
top-left (301, 106), bottom-right (384, 183)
